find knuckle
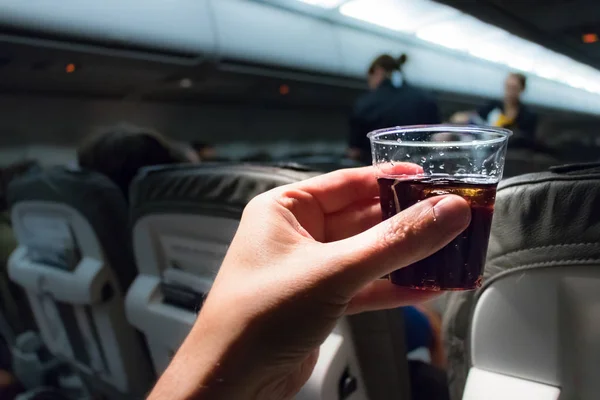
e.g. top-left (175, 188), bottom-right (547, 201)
top-left (379, 216), bottom-right (411, 246)
top-left (378, 207), bottom-right (433, 254)
top-left (246, 191), bottom-right (274, 211)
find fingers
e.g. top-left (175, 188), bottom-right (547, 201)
top-left (328, 195), bottom-right (471, 294)
top-left (292, 165), bottom-right (420, 214)
top-left (376, 162), bottom-right (423, 177)
top-left (345, 280), bottom-right (441, 315)
top-left (324, 198), bottom-right (381, 242)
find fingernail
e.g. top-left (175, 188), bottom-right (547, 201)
top-left (432, 195), bottom-right (471, 229)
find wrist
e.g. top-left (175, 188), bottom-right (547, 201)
top-left (150, 304), bottom-right (269, 400)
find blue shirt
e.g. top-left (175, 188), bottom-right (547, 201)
top-left (403, 306), bottom-right (433, 352)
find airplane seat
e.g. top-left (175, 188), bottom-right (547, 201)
top-left (6, 166), bottom-right (154, 399)
top-left (461, 162), bottom-right (600, 400)
top-left (502, 149), bottom-right (559, 178)
top-left (0, 161), bottom-right (40, 345)
top-left (126, 163), bottom-right (376, 399)
top-left (275, 156), bottom-right (364, 172)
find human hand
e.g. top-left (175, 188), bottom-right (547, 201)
top-left (148, 166), bottom-right (471, 400)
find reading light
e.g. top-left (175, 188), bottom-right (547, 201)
top-left (179, 78), bottom-right (193, 88)
top-left (582, 33), bottom-right (598, 44)
top-left (279, 84), bottom-right (290, 95)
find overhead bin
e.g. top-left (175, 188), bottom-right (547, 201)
top-left (1, 0), bottom-right (599, 115)
top-left (211, 0), bottom-right (344, 74)
top-left (0, 0), bottom-right (216, 61)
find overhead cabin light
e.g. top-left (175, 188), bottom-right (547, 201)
top-left (590, 83), bottom-right (600, 94)
top-left (416, 27), bottom-right (461, 50)
top-left (533, 66), bottom-right (560, 80)
top-left (564, 65), bottom-right (600, 92)
top-left (416, 14), bottom-right (505, 51)
top-left (507, 57), bottom-right (534, 72)
top-left (501, 37), bottom-right (542, 72)
top-left (416, 21), bottom-right (475, 50)
top-left (565, 75), bottom-right (588, 90)
top-left (340, 0), bottom-right (459, 33)
top-left (531, 51), bottom-right (572, 82)
top-left (296, 0), bottom-right (347, 8)
top-left (468, 43), bottom-right (511, 63)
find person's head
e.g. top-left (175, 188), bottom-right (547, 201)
top-left (367, 53), bottom-right (407, 90)
top-left (504, 72), bottom-right (527, 104)
top-left (191, 141), bottom-right (216, 161)
top-left (77, 124), bottom-right (185, 199)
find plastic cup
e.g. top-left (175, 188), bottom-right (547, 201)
top-left (368, 125), bottom-right (511, 291)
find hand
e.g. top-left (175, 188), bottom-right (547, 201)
top-left (148, 166), bottom-right (471, 400)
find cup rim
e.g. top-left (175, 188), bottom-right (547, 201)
top-left (367, 124), bottom-right (513, 147)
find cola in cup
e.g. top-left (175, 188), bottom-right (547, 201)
top-left (368, 126), bottom-right (511, 291)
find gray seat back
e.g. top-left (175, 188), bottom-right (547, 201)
top-left (7, 166), bottom-right (154, 398)
top-left (462, 163), bottom-right (600, 400)
top-left (502, 149), bottom-right (559, 178)
top-left (346, 309), bottom-right (411, 400)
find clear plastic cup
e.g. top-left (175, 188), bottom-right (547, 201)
top-left (368, 125), bottom-right (512, 291)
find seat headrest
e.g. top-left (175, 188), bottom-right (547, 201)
top-left (273, 158), bottom-right (363, 172)
top-left (130, 163), bottom-right (321, 221)
top-left (7, 166), bottom-right (136, 292)
top-left (487, 162), bottom-right (600, 276)
top-left (8, 165), bottom-right (126, 210)
top-left (502, 149), bottom-right (559, 178)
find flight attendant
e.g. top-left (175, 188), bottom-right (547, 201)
top-left (348, 53), bottom-right (441, 164)
top-left (451, 72), bottom-right (538, 140)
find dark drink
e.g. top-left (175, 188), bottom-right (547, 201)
top-left (378, 177), bottom-right (497, 291)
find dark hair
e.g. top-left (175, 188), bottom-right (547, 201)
top-left (77, 123), bottom-right (185, 199)
top-left (368, 53), bottom-right (408, 75)
top-left (510, 72), bottom-right (527, 90)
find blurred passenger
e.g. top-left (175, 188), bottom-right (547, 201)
top-left (404, 305), bottom-right (446, 369)
top-left (451, 72), bottom-right (538, 139)
top-left (77, 124), bottom-right (186, 200)
top-left (348, 53), bottom-right (441, 164)
top-left (191, 141), bottom-right (217, 162)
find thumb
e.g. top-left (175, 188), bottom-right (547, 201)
top-left (328, 195), bottom-right (471, 293)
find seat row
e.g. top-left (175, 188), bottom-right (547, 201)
top-left (6, 161), bottom-right (600, 400)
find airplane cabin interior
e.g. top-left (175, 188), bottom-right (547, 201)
top-left (1, 1), bottom-right (600, 399)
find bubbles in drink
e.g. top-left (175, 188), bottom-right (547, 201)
top-left (378, 177), bottom-right (497, 291)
